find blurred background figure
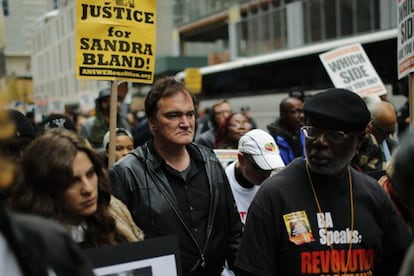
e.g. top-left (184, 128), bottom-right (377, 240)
top-left (132, 116), bottom-right (153, 147)
top-left (289, 89), bottom-right (306, 102)
top-left (0, 109), bottom-right (36, 200)
top-left (386, 129), bottom-right (414, 276)
top-left (102, 127), bottom-right (134, 170)
top-left (240, 106), bottom-right (257, 129)
top-left (37, 113), bottom-right (77, 135)
top-left (353, 98), bottom-right (398, 180)
top-left (196, 99), bottom-right (232, 148)
top-left (377, 158), bottom-right (412, 233)
top-left (396, 78), bottom-right (410, 139)
top-left (80, 87), bottom-right (128, 149)
top-left (267, 96), bottom-right (305, 165)
top-left (215, 112), bottom-right (253, 149)
top-left (117, 81), bottom-right (131, 132)
top-left (10, 128), bottom-right (143, 248)
top-left (389, 130), bottom-right (414, 232)
top-left (25, 109), bottom-right (38, 134)
top-left (125, 109), bottom-right (137, 133)
top-left (397, 101), bottom-right (410, 139)
top-left (74, 113), bottom-right (90, 134)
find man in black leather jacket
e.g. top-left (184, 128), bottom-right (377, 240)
top-left (109, 77), bottom-right (243, 276)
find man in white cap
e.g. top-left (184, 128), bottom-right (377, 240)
top-left (222, 129), bottom-right (285, 276)
top-left (225, 129), bottom-right (285, 224)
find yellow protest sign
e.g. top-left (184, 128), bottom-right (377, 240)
top-left (76, 0), bottom-right (156, 83)
top-left (184, 68), bottom-right (202, 94)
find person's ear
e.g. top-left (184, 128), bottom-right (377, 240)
top-left (148, 118), bottom-right (156, 134)
top-left (366, 121), bottom-right (374, 134)
top-left (238, 152), bottom-right (247, 165)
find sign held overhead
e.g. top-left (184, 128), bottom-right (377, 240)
top-left (76, 0), bottom-right (157, 83)
top-left (319, 43), bottom-right (387, 97)
top-left (397, 0), bottom-right (414, 79)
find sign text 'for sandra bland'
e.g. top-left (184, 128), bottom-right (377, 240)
top-left (76, 0), bottom-right (156, 83)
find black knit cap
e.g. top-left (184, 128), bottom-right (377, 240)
top-left (39, 114), bottom-right (77, 133)
top-left (6, 109), bottom-right (36, 139)
top-left (303, 88), bottom-right (370, 131)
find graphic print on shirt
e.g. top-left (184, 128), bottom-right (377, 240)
top-left (289, 211), bottom-right (375, 275)
top-left (283, 211), bottom-right (315, 245)
top-left (239, 211), bottom-right (247, 223)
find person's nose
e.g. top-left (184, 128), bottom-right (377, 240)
top-left (179, 115), bottom-right (192, 127)
top-left (121, 148), bottom-right (129, 157)
top-left (80, 177), bottom-right (94, 195)
top-left (314, 132), bottom-right (330, 146)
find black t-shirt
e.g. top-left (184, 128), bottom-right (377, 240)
top-left (235, 158), bottom-right (412, 276)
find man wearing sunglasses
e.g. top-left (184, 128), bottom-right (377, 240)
top-left (235, 88), bottom-right (411, 276)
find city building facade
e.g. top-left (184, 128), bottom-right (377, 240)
top-left (16, 0), bottom-right (401, 117)
top-left (1, 0), bottom-right (58, 107)
top-left (173, 0), bottom-right (399, 98)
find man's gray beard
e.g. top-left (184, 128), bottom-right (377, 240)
top-left (306, 149), bottom-right (355, 176)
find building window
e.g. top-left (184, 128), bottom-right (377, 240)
top-left (2, 0), bottom-right (8, 16)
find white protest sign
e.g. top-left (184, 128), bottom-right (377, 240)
top-left (213, 149), bottom-right (239, 168)
top-left (397, 0), bottom-right (414, 79)
top-left (78, 90), bottom-right (95, 114)
top-left (319, 43), bottom-right (387, 97)
top-left (48, 98), bottom-right (65, 114)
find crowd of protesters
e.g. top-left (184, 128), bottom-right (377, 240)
top-left (1, 76), bottom-right (414, 276)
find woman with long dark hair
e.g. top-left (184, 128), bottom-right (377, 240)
top-left (10, 128), bottom-right (143, 248)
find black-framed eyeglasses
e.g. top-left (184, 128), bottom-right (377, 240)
top-left (301, 126), bottom-right (351, 144)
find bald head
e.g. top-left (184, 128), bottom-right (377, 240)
top-left (279, 97), bottom-right (304, 132)
top-left (369, 101), bottom-right (397, 143)
top-left (280, 97), bottom-right (303, 114)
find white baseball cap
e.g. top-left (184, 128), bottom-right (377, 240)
top-left (238, 129), bottom-right (285, 170)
